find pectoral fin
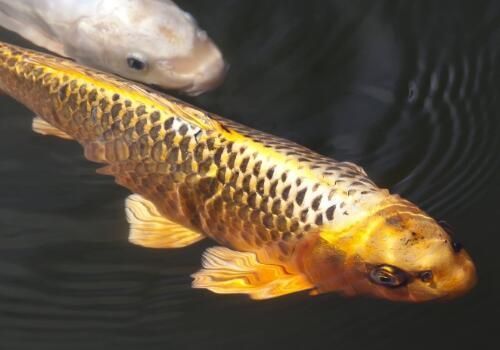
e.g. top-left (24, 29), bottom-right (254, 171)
top-left (32, 117), bottom-right (73, 140)
top-left (191, 247), bottom-right (313, 299)
top-left (126, 194), bottom-right (204, 248)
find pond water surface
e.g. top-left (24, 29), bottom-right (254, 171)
top-left (0, 1), bottom-right (499, 349)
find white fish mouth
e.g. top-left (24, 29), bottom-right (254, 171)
top-left (183, 63), bottom-right (229, 96)
top-left (150, 64), bottom-right (228, 96)
top-left (155, 36), bottom-right (227, 95)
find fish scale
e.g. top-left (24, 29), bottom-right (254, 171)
top-left (0, 42), bottom-right (384, 260)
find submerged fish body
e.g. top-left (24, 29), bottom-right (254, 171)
top-left (0, 42), bottom-right (476, 301)
top-left (0, 0), bottom-right (226, 94)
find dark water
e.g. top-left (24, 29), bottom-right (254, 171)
top-left (0, 1), bottom-right (499, 349)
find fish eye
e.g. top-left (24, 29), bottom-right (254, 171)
top-left (439, 221), bottom-right (463, 253)
top-left (419, 270), bottom-right (433, 283)
top-left (369, 265), bottom-right (408, 288)
top-left (126, 55), bottom-right (147, 71)
top-left (451, 241), bottom-right (463, 253)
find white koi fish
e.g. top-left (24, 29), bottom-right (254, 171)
top-left (0, 0), bottom-right (226, 95)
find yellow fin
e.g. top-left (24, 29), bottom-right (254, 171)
top-left (191, 247), bottom-right (313, 300)
top-left (96, 165), bottom-right (114, 176)
top-left (32, 117), bottom-right (73, 140)
top-left (125, 194), bottom-right (204, 248)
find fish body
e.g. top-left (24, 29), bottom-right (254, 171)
top-left (0, 42), bottom-right (476, 301)
top-left (0, 0), bottom-right (225, 94)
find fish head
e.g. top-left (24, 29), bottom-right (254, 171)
top-left (302, 197), bottom-right (476, 302)
top-left (72, 0), bottom-right (226, 94)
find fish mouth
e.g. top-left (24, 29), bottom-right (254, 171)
top-left (183, 62), bottom-right (229, 96)
top-left (158, 35), bottom-right (227, 95)
top-left (406, 251), bottom-right (477, 302)
top-left (438, 255), bottom-right (477, 300)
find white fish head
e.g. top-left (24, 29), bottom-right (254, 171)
top-left (70, 0), bottom-right (226, 94)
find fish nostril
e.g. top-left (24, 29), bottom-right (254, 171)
top-left (451, 241), bottom-right (463, 253)
top-left (419, 270), bottom-right (433, 282)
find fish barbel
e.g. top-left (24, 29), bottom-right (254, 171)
top-left (0, 42), bottom-right (476, 301)
top-left (0, 0), bottom-right (226, 95)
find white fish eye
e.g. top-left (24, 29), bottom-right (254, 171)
top-left (126, 54), bottom-right (147, 71)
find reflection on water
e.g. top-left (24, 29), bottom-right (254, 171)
top-left (0, 1), bottom-right (499, 349)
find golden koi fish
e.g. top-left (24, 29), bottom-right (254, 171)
top-left (0, 41), bottom-right (476, 301)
